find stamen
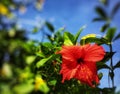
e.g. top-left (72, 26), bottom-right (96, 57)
top-left (77, 58), bottom-right (83, 63)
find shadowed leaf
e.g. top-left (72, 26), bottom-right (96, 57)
top-left (32, 27), bottom-right (39, 33)
top-left (93, 18), bottom-right (105, 22)
top-left (98, 72), bottom-right (103, 80)
top-left (101, 52), bottom-right (116, 62)
top-left (99, 0), bottom-right (108, 6)
top-left (100, 23), bottom-right (110, 32)
top-left (95, 6), bottom-right (107, 19)
top-left (111, 2), bottom-right (120, 18)
top-left (46, 21), bottom-right (54, 32)
top-left (113, 33), bottom-right (120, 41)
top-left (97, 63), bottom-right (111, 70)
top-left (113, 61), bottom-right (120, 69)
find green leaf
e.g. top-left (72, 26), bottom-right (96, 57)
top-left (40, 42), bottom-right (54, 55)
top-left (109, 71), bottom-right (114, 80)
top-left (41, 42), bottom-right (53, 49)
top-left (32, 27), bottom-right (39, 33)
top-left (36, 54), bottom-right (58, 68)
top-left (54, 27), bottom-right (64, 43)
top-left (46, 34), bottom-right (53, 42)
top-left (113, 33), bottom-right (120, 41)
top-left (111, 2), bottom-right (120, 18)
top-left (35, 75), bottom-right (50, 93)
top-left (92, 18), bottom-right (105, 22)
top-left (98, 72), bottom-right (103, 80)
top-left (64, 32), bottom-right (74, 45)
top-left (100, 23), bottom-right (110, 32)
top-left (99, 0), bottom-right (108, 5)
top-left (39, 82), bottom-right (50, 93)
top-left (113, 61), bottom-right (120, 69)
top-left (13, 83), bottom-right (34, 94)
top-left (95, 6), bottom-right (107, 19)
top-left (105, 27), bottom-right (116, 42)
top-left (74, 25), bottom-right (85, 44)
top-left (26, 56), bottom-right (36, 65)
top-left (0, 84), bottom-right (12, 94)
top-left (80, 35), bottom-right (109, 45)
top-left (55, 27), bottom-right (64, 37)
top-left (80, 34), bottom-right (100, 45)
top-left (102, 87), bottom-right (115, 94)
top-left (36, 52), bottom-right (45, 58)
top-left (45, 21), bottom-right (54, 32)
top-left (97, 63), bottom-right (111, 70)
top-left (80, 37), bottom-right (108, 45)
top-left (48, 80), bottom-right (57, 86)
top-left (101, 52), bottom-right (116, 63)
top-left (36, 55), bottom-right (52, 68)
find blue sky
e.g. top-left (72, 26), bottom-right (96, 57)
top-left (16, 0), bottom-right (120, 90)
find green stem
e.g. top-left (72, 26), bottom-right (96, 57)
top-left (108, 70), bottom-right (110, 87)
top-left (109, 44), bottom-right (114, 88)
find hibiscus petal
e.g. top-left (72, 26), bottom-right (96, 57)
top-left (60, 63), bottom-right (79, 83)
top-left (57, 44), bottom-right (105, 87)
top-left (85, 61), bottom-right (97, 75)
top-left (74, 63), bottom-right (99, 87)
top-left (83, 44), bottom-right (105, 62)
top-left (58, 45), bottom-right (82, 61)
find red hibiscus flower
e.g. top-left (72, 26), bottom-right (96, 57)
top-left (57, 44), bottom-right (105, 87)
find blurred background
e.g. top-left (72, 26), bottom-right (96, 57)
top-left (0, 0), bottom-right (120, 93)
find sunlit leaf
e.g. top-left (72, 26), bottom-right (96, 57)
top-left (13, 83), bottom-right (34, 94)
top-left (64, 32), bottom-right (74, 45)
top-left (80, 34), bottom-right (107, 45)
top-left (1, 63), bottom-right (13, 78)
top-left (0, 84), bottom-right (12, 94)
top-left (39, 83), bottom-right (50, 93)
top-left (36, 55), bottom-right (52, 68)
top-left (36, 52), bottom-right (45, 58)
top-left (26, 56), bottom-right (36, 65)
top-left (35, 76), bottom-right (49, 93)
top-left (36, 54), bottom-right (58, 68)
top-left (48, 80), bottom-right (57, 86)
top-left (105, 27), bottom-right (116, 42)
top-left (74, 25), bottom-right (85, 44)
top-left (80, 37), bottom-right (103, 45)
top-left (0, 3), bottom-right (9, 16)
top-left (8, 29), bottom-right (16, 37)
top-left (81, 34), bottom-right (96, 40)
